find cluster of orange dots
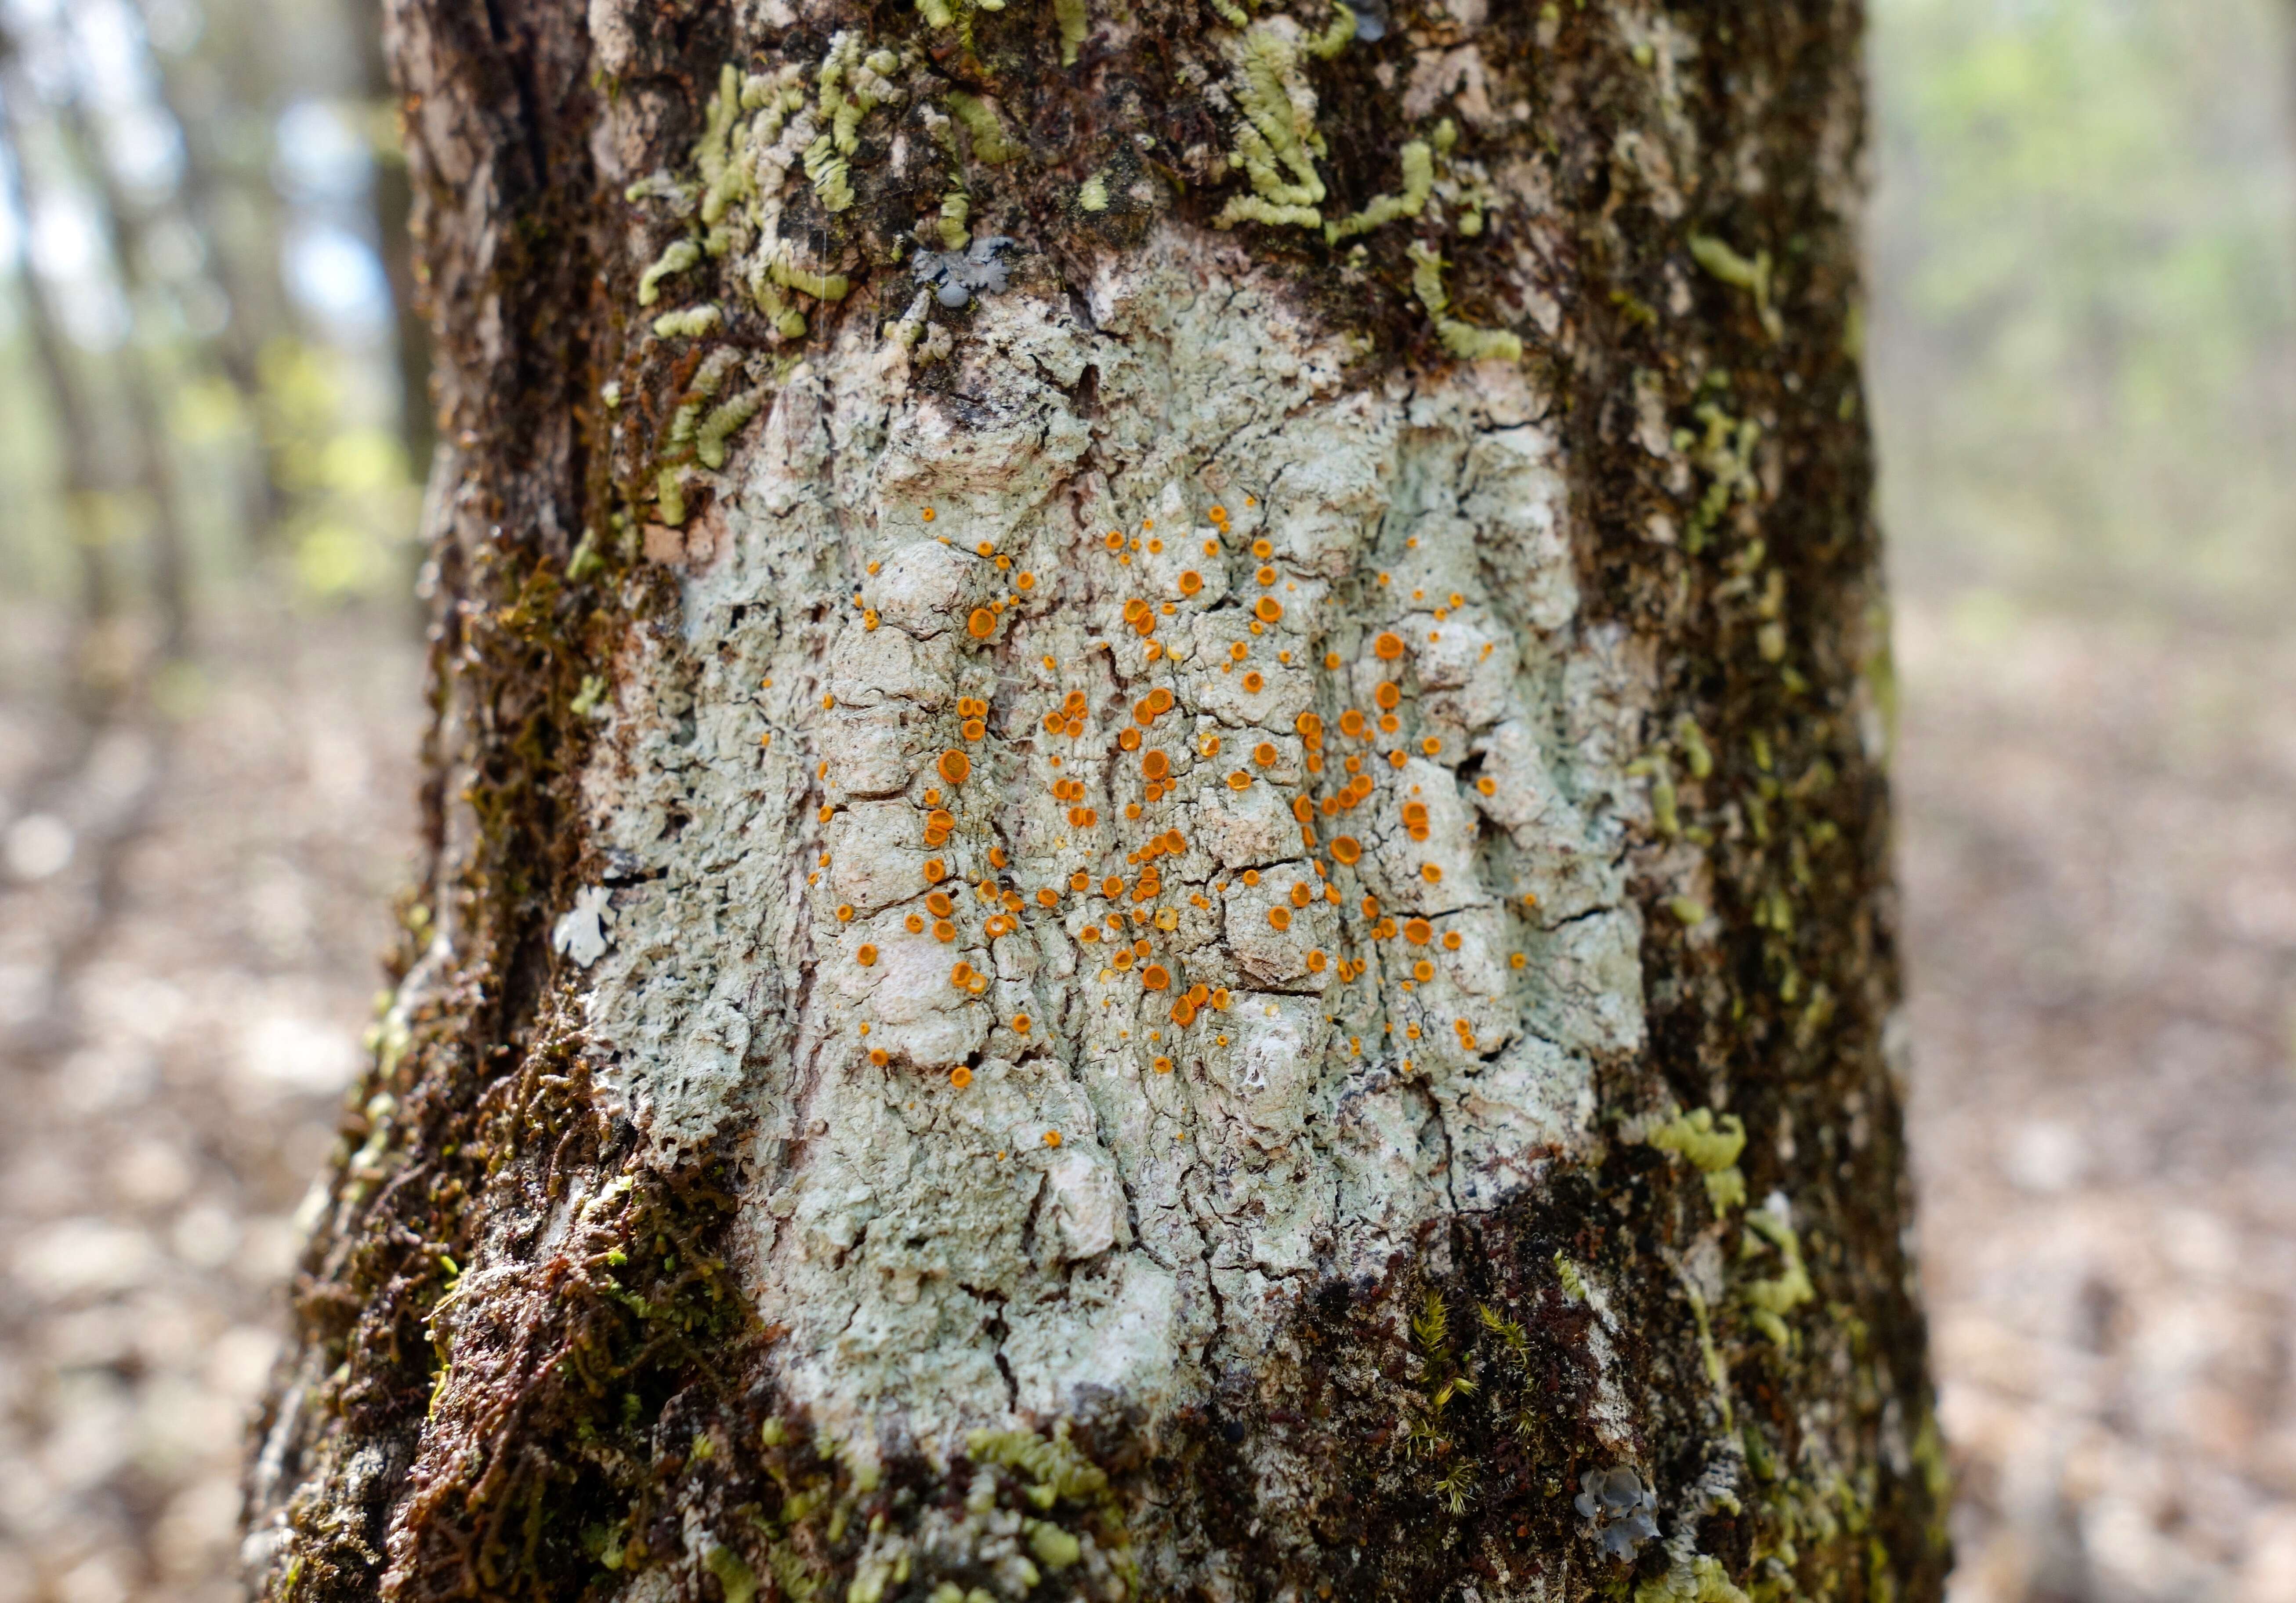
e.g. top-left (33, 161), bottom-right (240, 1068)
top-left (822, 490), bottom-right (1533, 1095)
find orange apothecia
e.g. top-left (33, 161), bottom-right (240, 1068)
top-left (1421, 864), bottom-right (1443, 883)
top-left (1375, 632), bottom-right (1405, 660)
top-left (1142, 750), bottom-right (1170, 780)
top-left (1331, 836), bottom-right (1362, 864)
top-left (1267, 907), bottom-right (1292, 931)
top-left (1226, 770), bottom-right (1252, 791)
top-left (950, 1066), bottom-right (973, 1088)
top-left (1254, 597), bottom-right (1283, 623)
top-left (870, 1048), bottom-right (890, 1066)
top-left (1403, 918), bottom-right (1434, 945)
top-left (1044, 1131), bottom-right (1063, 1148)
top-left (967, 607), bottom-right (997, 639)
top-left (1253, 743), bottom-right (1278, 767)
top-left (938, 749), bottom-right (971, 784)
top-left (856, 944), bottom-right (879, 967)
top-left (923, 859), bottom-right (948, 883)
top-left (1242, 671), bottom-right (1264, 693)
top-left (1142, 965), bottom-right (1171, 990)
top-left (1178, 570), bottom-right (1204, 595)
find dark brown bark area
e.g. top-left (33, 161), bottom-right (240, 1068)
top-left (242, 2), bottom-right (1945, 1599)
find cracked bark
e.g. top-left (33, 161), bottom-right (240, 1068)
top-left (243, 1), bottom-right (1946, 1600)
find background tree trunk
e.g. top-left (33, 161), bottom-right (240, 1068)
top-left (243, 2), bottom-right (1947, 1599)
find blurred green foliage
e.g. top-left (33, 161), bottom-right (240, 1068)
top-left (1869, 0), bottom-right (2296, 620)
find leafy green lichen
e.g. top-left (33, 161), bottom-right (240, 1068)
top-left (1408, 242), bottom-right (1524, 363)
top-left (1647, 1106), bottom-right (1749, 1213)
top-left (1741, 1200), bottom-right (1815, 1347)
top-left (1213, 25), bottom-right (1329, 231)
top-left (1326, 138), bottom-right (1432, 242)
top-left (1689, 233), bottom-right (1784, 341)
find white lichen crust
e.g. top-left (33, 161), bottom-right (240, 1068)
top-left (569, 229), bottom-right (1648, 1456)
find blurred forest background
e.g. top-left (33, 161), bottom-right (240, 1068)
top-left (0, 0), bottom-right (2292, 1599)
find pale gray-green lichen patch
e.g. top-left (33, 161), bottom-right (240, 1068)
top-left (565, 228), bottom-right (1649, 1456)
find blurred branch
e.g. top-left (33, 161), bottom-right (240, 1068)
top-left (349, 0), bottom-right (433, 470)
top-left (0, 118), bottom-right (119, 724)
top-left (0, 47), bottom-right (130, 725)
top-left (47, 87), bottom-right (195, 664)
top-left (135, 0), bottom-right (292, 549)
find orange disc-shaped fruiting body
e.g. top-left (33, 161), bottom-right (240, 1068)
top-left (1254, 597), bottom-right (1283, 623)
top-left (1267, 907), bottom-right (1292, 931)
top-left (1178, 570), bottom-right (1204, 596)
top-left (1374, 632), bottom-right (1405, 660)
top-left (1331, 836), bottom-right (1362, 865)
top-left (967, 607), bottom-right (997, 639)
top-left (938, 749), bottom-right (971, 785)
top-left (855, 944), bottom-right (879, 967)
top-left (1403, 918), bottom-right (1434, 945)
top-left (1142, 965), bottom-right (1171, 991)
top-left (1141, 750), bottom-right (1170, 782)
top-left (1123, 598), bottom-right (1157, 635)
top-left (1170, 997), bottom-right (1198, 1026)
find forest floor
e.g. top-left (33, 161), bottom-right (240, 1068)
top-left (0, 588), bottom-right (2289, 1603)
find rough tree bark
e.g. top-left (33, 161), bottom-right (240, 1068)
top-left (243, 1), bottom-right (1947, 1599)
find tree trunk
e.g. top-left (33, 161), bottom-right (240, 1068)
top-left (244, 3), bottom-right (1947, 1601)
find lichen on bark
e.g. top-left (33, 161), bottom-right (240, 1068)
top-left (243, 0), bottom-right (1946, 1599)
